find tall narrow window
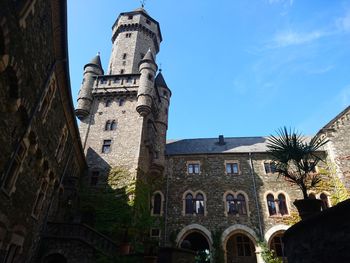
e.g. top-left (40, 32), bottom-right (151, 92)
top-left (226, 194), bottom-right (236, 214)
top-left (320, 193), bottom-right (329, 210)
top-left (105, 120), bottom-right (111, 131)
top-left (3, 142), bottom-right (27, 193)
top-left (267, 194), bottom-right (276, 216)
top-left (153, 193), bottom-right (161, 215)
top-left (185, 193), bottom-right (193, 214)
top-left (195, 193), bottom-right (204, 215)
top-left (105, 100), bottom-right (112, 107)
top-left (32, 180), bottom-right (49, 217)
top-left (122, 53), bottom-right (127, 59)
top-left (119, 98), bottom-right (125, 106)
top-left (111, 120), bottom-right (117, 130)
top-left (278, 194), bottom-right (288, 215)
top-left (237, 194), bottom-right (247, 215)
top-left (102, 140), bottom-right (112, 153)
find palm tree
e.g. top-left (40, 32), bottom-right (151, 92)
top-left (266, 127), bottom-right (328, 199)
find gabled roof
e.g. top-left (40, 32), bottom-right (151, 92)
top-left (317, 105), bottom-right (350, 134)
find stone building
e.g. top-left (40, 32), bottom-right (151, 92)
top-left (74, 6), bottom-right (350, 263)
top-left (1, 1), bottom-right (349, 262)
top-left (0, 0), bottom-right (87, 262)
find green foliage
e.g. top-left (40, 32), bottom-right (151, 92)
top-left (212, 230), bottom-right (224, 263)
top-left (79, 166), bottom-right (154, 246)
top-left (281, 210), bottom-right (301, 226)
top-left (259, 242), bottom-right (283, 263)
top-left (267, 127), bottom-right (328, 199)
top-left (317, 162), bottom-right (350, 205)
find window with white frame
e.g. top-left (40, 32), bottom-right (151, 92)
top-left (187, 162), bottom-right (200, 174)
top-left (225, 161), bottom-right (240, 175)
top-left (266, 192), bottom-right (289, 216)
top-left (264, 161), bottom-right (277, 174)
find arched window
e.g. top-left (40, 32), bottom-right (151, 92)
top-left (185, 193), bottom-right (193, 214)
top-left (111, 120), bottom-right (117, 130)
top-left (153, 193), bottom-right (161, 215)
top-left (267, 194), bottom-right (276, 216)
top-left (226, 194), bottom-right (236, 215)
top-left (105, 120), bottom-right (111, 131)
top-left (309, 193), bottom-right (316, 199)
top-left (237, 194), bottom-right (247, 215)
top-left (195, 193), bottom-right (204, 215)
top-left (278, 194), bottom-right (288, 215)
top-left (320, 193), bottom-right (329, 210)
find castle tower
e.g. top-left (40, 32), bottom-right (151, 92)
top-left (75, 54), bottom-right (104, 119)
top-left (108, 8), bottom-right (162, 75)
top-left (75, 7), bottom-right (170, 182)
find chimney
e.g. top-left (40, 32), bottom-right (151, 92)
top-left (218, 135), bottom-right (225, 145)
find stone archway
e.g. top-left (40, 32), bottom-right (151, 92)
top-left (222, 225), bottom-right (259, 263)
top-left (42, 253), bottom-right (67, 263)
top-left (177, 224), bottom-right (212, 263)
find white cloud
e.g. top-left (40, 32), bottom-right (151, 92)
top-left (306, 65), bottom-right (335, 75)
top-left (269, 30), bottom-right (327, 48)
top-left (336, 11), bottom-right (350, 32)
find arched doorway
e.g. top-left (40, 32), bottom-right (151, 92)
top-left (226, 233), bottom-right (257, 263)
top-left (181, 231), bottom-right (211, 263)
top-left (268, 231), bottom-right (286, 261)
top-left (43, 253), bottom-right (67, 263)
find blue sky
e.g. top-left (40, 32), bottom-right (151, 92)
top-left (68, 0), bottom-right (350, 139)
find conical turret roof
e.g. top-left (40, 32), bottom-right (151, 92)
top-left (143, 49), bottom-right (155, 63)
top-left (84, 53), bottom-right (104, 74)
top-left (89, 53), bottom-right (103, 68)
top-left (155, 71), bottom-right (168, 89)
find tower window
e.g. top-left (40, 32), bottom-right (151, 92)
top-left (126, 77), bottom-right (132, 83)
top-left (128, 15), bottom-right (133, 20)
top-left (102, 140), bottom-right (112, 153)
top-left (125, 33), bottom-right (132, 38)
top-left (122, 53), bottom-right (127, 59)
top-left (119, 99), bottom-right (125, 106)
top-left (146, 19), bottom-right (151, 25)
top-left (148, 74), bottom-right (153, 81)
top-left (122, 61), bottom-right (126, 66)
top-left (111, 120), bottom-right (117, 130)
top-left (120, 69), bottom-right (124, 74)
top-left (105, 120), bottom-right (111, 131)
top-left (105, 100), bottom-right (112, 107)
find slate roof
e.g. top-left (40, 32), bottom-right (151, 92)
top-left (155, 72), bottom-right (169, 89)
top-left (166, 136), bottom-right (317, 155)
top-left (166, 137), bottom-right (269, 155)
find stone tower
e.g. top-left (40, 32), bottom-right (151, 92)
top-left (75, 7), bottom-right (171, 183)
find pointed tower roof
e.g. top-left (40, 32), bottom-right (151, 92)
top-left (155, 71), bottom-right (168, 89)
top-left (84, 53), bottom-right (104, 74)
top-left (139, 48), bottom-right (157, 68)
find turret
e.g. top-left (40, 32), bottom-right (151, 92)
top-left (75, 54), bottom-right (104, 120)
top-left (136, 49), bottom-right (157, 116)
top-left (155, 71), bottom-right (171, 127)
